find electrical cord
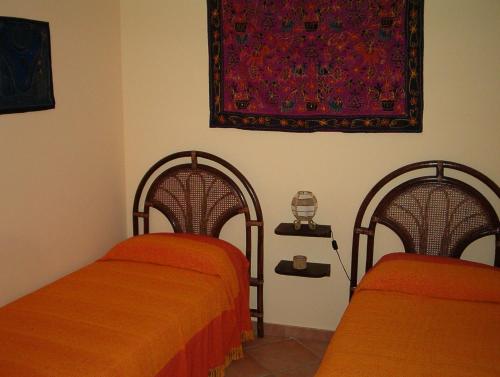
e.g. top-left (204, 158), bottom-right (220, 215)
top-left (331, 238), bottom-right (351, 281)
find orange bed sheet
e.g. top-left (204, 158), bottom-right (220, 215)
top-left (315, 253), bottom-right (500, 377)
top-left (0, 233), bottom-right (253, 377)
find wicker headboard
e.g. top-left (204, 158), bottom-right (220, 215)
top-left (132, 151), bottom-right (264, 337)
top-left (351, 161), bottom-right (499, 297)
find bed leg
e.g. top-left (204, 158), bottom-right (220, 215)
top-left (257, 317), bottom-right (264, 338)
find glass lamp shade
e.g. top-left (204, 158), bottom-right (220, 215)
top-left (291, 191), bottom-right (318, 229)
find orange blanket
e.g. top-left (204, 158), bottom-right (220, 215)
top-left (315, 253), bottom-right (500, 377)
top-left (0, 233), bottom-right (253, 377)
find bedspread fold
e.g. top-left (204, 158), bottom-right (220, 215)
top-left (358, 252), bottom-right (500, 303)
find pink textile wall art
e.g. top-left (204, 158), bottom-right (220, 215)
top-left (207, 0), bottom-right (424, 132)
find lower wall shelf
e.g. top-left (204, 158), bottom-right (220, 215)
top-left (274, 260), bottom-right (331, 278)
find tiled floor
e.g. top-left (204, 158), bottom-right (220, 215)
top-left (225, 336), bottom-right (329, 377)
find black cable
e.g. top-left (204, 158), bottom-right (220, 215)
top-left (332, 239), bottom-right (351, 281)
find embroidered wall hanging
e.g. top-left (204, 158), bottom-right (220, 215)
top-left (207, 0), bottom-right (424, 133)
top-left (0, 17), bottom-right (55, 115)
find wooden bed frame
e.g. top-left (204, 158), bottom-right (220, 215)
top-left (351, 160), bottom-right (499, 297)
top-left (132, 151), bottom-right (265, 337)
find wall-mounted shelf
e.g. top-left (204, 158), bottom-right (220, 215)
top-left (274, 222), bottom-right (332, 278)
top-left (275, 223), bottom-right (332, 238)
top-left (275, 260), bottom-right (330, 278)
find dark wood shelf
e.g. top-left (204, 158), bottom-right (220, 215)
top-left (274, 260), bottom-right (330, 278)
top-left (275, 223), bottom-right (332, 238)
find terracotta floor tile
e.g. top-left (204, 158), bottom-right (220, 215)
top-left (273, 362), bottom-right (321, 377)
top-left (296, 339), bottom-right (330, 359)
top-left (244, 335), bottom-right (289, 350)
top-left (244, 339), bottom-right (319, 374)
top-left (225, 355), bottom-right (272, 377)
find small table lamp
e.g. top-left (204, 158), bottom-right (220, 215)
top-left (291, 191), bottom-right (318, 230)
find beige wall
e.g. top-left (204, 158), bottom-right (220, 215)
top-left (121, 0), bottom-right (500, 330)
top-left (4, 0), bottom-right (497, 331)
top-left (0, 1), bottom-right (126, 306)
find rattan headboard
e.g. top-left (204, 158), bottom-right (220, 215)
top-left (351, 161), bottom-right (499, 297)
top-left (132, 151), bottom-right (264, 337)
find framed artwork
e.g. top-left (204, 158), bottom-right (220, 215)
top-left (207, 0), bottom-right (424, 132)
top-left (0, 17), bottom-right (55, 115)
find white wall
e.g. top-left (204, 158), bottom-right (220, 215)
top-left (3, 0), bottom-right (497, 331)
top-left (121, 0), bottom-right (500, 330)
top-left (0, 0), bottom-right (126, 305)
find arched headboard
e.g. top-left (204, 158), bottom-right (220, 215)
top-left (351, 160), bottom-right (499, 297)
top-left (132, 150), bottom-right (264, 337)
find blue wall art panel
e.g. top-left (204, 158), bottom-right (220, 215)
top-left (0, 17), bottom-right (55, 114)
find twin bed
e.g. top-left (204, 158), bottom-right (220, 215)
top-left (0, 151), bottom-right (263, 377)
top-left (1, 153), bottom-right (498, 377)
top-left (316, 161), bottom-right (500, 376)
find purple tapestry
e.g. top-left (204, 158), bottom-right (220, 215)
top-left (208, 0), bottom-right (424, 132)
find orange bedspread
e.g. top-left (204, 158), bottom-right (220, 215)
top-left (315, 253), bottom-right (500, 377)
top-left (0, 233), bottom-right (253, 377)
